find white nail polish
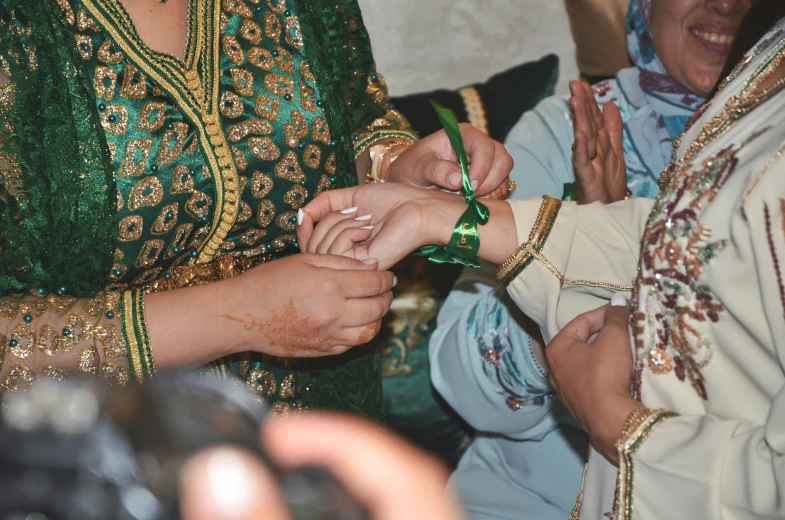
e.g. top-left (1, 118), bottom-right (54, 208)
top-left (297, 208), bottom-right (304, 226)
top-left (611, 292), bottom-right (627, 307)
top-left (355, 214), bottom-right (372, 221)
top-left (340, 207), bottom-right (358, 214)
top-left (207, 450), bottom-right (253, 518)
top-left (393, 275), bottom-right (398, 287)
top-left (360, 225), bottom-right (374, 230)
top-left (470, 179), bottom-right (479, 191)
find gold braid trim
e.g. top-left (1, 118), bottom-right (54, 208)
top-left (495, 196), bottom-right (562, 284)
top-left (459, 87), bottom-right (489, 135)
top-left (614, 407), bottom-right (678, 520)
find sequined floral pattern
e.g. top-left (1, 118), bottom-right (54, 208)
top-left (630, 145), bottom-right (743, 400)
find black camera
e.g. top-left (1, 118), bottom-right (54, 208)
top-left (0, 373), bottom-right (368, 520)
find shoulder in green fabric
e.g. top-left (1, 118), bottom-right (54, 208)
top-left (0, 1), bottom-right (116, 297)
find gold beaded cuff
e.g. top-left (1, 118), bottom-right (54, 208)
top-left (120, 289), bottom-right (155, 384)
top-left (615, 407), bottom-right (678, 520)
top-left (352, 119), bottom-right (418, 160)
top-left (495, 195), bottom-right (562, 285)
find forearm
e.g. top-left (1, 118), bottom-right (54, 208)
top-left (144, 277), bottom-right (245, 370)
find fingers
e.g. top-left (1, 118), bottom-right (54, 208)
top-left (340, 268), bottom-right (396, 298)
top-left (561, 304), bottom-right (608, 342)
top-left (583, 81), bottom-right (603, 128)
top-left (603, 102), bottom-right (625, 157)
top-left (180, 447), bottom-right (290, 520)
top-left (474, 141), bottom-right (513, 197)
top-left (327, 226), bottom-right (375, 256)
top-left (462, 124), bottom-right (495, 187)
top-left (263, 414), bottom-right (458, 520)
top-left (603, 293), bottom-right (631, 333)
top-left (299, 187), bottom-right (360, 250)
top-left (344, 291), bottom-right (394, 327)
top-left (420, 158), bottom-right (466, 191)
top-left (572, 130), bottom-right (593, 174)
top-left (300, 253), bottom-right (378, 271)
top-left (306, 208), bottom-right (365, 254)
top-left (314, 214), bottom-right (373, 255)
top-left (570, 82), bottom-right (596, 159)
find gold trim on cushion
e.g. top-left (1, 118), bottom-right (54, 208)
top-left (459, 87), bottom-right (489, 135)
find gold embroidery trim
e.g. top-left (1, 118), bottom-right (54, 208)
top-left (120, 290), bottom-right (144, 384)
top-left (564, 279), bottom-right (634, 291)
top-left (740, 139), bottom-right (785, 220)
top-left (459, 87), bottom-right (489, 135)
top-left (83, 0), bottom-right (240, 264)
top-left (615, 408), bottom-right (678, 520)
top-left (495, 196), bottom-right (562, 284)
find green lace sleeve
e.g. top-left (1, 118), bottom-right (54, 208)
top-left (340, 1), bottom-right (419, 158)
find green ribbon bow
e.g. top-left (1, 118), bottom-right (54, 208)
top-left (414, 101), bottom-right (489, 268)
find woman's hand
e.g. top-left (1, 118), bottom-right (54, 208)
top-left (545, 296), bottom-right (640, 465)
top-left (180, 413), bottom-right (462, 520)
top-left (297, 184), bottom-right (447, 270)
top-left (570, 81), bottom-right (627, 204)
top-left (224, 254), bottom-right (396, 357)
top-left (386, 124), bottom-right (513, 197)
top-left (297, 184), bottom-right (518, 270)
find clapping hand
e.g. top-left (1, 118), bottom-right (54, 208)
top-left (569, 81), bottom-right (627, 204)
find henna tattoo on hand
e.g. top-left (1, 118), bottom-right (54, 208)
top-left (220, 299), bottom-right (343, 357)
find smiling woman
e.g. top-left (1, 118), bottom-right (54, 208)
top-left (650, 0), bottom-right (751, 96)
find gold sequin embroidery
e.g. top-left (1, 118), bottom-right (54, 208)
top-left (151, 203), bottom-right (180, 235)
top-left (227, 118), bottom-right (273, 143)
top-left (230, 67), bottom-right (255, 97)
top-left (248, 47), bottom-right (275, 71)
top-left (248, 137), bottom-right (281, 161)
top-left (94, 66), bottom-right (118, 101)
top-left (284, 110), bottom-right (308, 148)
top-left (118, 215), bottom-right (144, 242)
top-left (220, 90), bottom-right (245, 118)
top-left (156, 122), bottom-right (189, 166)
top-left (119, 138), bottom-right (154, 178)
top-left (284, 16), bottom-right (303, 50)
top-left (128, 176), bottom-right (164, 211)
top-left (274, 151), bottom-right (305, 182)
top-left (135, 102), bottom-right (167, 133)
top-left (101, 104), bottom-right (129, 135)
top-left (240, 19), bottom-right (263, 45)
top-left (251, 170), bottom-right (275, 198)
top-left (121, 64), bottom-right (148, 99)
top-left (254, 92), bottom-right (280, 121)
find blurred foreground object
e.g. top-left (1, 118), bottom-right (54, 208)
top-left (0, 374), bottom-right (367, 520)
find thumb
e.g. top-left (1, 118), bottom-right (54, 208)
top-left (422, 159), bottom-right (472, 191)
top-left (604, 292), bottom-right (631, 332)
top-left (303, 253), bottom-right (379, 271)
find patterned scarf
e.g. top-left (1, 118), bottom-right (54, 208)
top-left (594, 0), bottom-right (707, 196)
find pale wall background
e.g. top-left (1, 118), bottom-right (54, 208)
top-left (357, 0), bottom-right (579, 97)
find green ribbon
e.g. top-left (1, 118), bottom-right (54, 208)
top-left (414, 101), bottom-right (489, 268)
top-left (562, 182), bottom-right (577, 201)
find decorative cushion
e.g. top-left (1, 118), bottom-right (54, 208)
top-left (380, 55), bottom-right (560, 466)
top-left (390, 53), bottom-right (560, 142)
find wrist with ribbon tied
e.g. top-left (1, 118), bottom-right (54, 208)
top-left (414, 101), bottom-right (489, 269)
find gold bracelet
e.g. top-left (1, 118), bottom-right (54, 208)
top-left (365, 140), bottom-right (412, 183)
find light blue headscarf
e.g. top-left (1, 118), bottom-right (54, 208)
top-left (593, 0), bottom-right (706, 197)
